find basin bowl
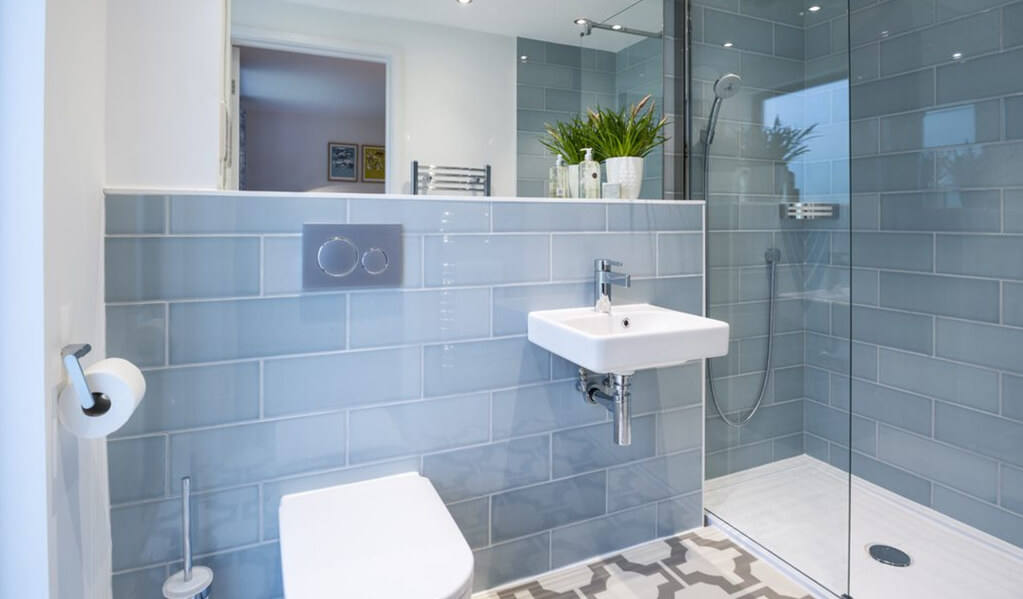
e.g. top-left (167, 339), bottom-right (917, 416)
top-left (527, 303), bottom-right (729, 375)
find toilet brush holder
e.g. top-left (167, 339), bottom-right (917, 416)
top-left (163, 477), bottom-right (213, 599)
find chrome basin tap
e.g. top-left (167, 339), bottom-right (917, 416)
top-left (594, 259), bottom-right (631, 313)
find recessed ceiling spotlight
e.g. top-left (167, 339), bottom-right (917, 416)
top-left (520, 55), bottom-right (528, 61)
top-left (952, 52), bottom-right (963, 59)
top-left (574, 18), bottom-right (589, 25)
top-left (722, 41), bottom-right (734, 48)
top-left (456, 0), bottom-right (472, 4)
top-left (808, 5), bottom-right (821, 11)
top-left (611, 24), bottom-right (623, 30)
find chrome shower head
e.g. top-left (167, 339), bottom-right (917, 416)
top-left (713, 73), bottom-right (742, 99)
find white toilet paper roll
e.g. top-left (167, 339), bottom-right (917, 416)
top-left (58, 358), bottom-right (146, 438)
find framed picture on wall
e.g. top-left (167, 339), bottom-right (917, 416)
top-left (327, 142), bottom-right (358, 181)
top-left (362, 145), bottom-right (385, 183)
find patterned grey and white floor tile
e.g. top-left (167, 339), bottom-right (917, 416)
top-left (475, 527), bottom-right (813, 599)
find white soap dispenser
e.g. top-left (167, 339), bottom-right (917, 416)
top-left (549, 154), bottom-right (569, 198)
top-left (579, 147), bottom-right (601, 199)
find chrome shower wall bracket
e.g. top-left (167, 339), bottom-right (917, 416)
top-left (780, 202), bottom-right (839, 220)
top-left (577, 368), bottom-right (632, 446)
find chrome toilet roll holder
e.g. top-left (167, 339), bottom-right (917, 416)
top-left (61, 344), bottom-right (112, 416)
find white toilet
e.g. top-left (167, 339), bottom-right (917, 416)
top-left (278, 472), bottom-right (475, 598)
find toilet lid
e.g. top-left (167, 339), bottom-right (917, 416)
top-left (279, 472), bottom-right (474, 599)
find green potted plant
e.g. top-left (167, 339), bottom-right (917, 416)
top-left (540, 115), bottom-right (595, 197)
top-left (587, 95), bottom-right (669, 199)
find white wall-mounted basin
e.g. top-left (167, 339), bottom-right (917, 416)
top-left (527, 303), bottom-right (730, 375)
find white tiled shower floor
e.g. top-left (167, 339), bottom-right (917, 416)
top-left (705, 455), bottom-right (1023, 599)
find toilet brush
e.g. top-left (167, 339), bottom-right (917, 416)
top-left (162, 477), bottom-right (213, 599)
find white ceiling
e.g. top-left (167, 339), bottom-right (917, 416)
top-left (286, 0), bottom-right (664, 52)
top-left (239, 46), bottom-right (386, 116)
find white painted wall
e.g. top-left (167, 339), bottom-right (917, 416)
top-left (243, 106), bottom-right (385, 193)
top-left (233, 0), bottom-right (517, 196)
top-left (106, 0), bottom-right (227, 189)
top-left (0, 0), bottom-right (51, 595)
top-left (44, 0), bottom-right (111, 596)
top-left (1, 0), bottom-right (110, 597)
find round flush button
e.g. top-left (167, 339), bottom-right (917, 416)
top-left (317, 237), bottom-right (359, 277)
top-left (362, 247), bottom-right (389, 275)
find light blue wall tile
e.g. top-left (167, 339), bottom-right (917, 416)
top-left (852, 452), bottom-right (932, 506)
top-left (615, 276), bottom-right (703, 316)
top-left (106, 237), bottom-right (260, 302)
top-left (424, 235), bottom-right (550, 287)
top-left (936, 318), bottom-right (1023, 374)
top-left (260, 458), bottom-right (420, 540)
top-left (878, 349), bottom-right (999, 413)
top-left (111, 486), bottom-right (259, 570)
top-left (424, 337), bottom-right (549, 397)
top-left (1006, 190), bottom-right (1023, 233)
top-left (106, 195), bottom-right (165, 234)
top-left (656, 491), bottom-right (703, 537)
top-left (738, 53), bottom-right (803, 92)
top-left (169, 414), bottom-right (345, 491)
top-left (472, 533), bottom-right (550, 592)
top-left (933, 486), bottom-right (1023, 548)
top-left (552, 416), bottom-right (656, 477)
top-left (850, 44), bottom-right (879, 83)
top-left (843, 232), bottom-right (933, 271)
top-left (774, 433), bottom-right (804, 460)
top-left (1004, 375), bottom-right (1023, 422)
top-left (1004, 466), bottom-right (1023, 517)
top-left (705, 440), bottom-right (773, 478)
top-left (1006, 283), bottom-right (1023, 328)
top-left (935, 403), bottom-right (1023, 468)
top-left (630, 364), bottom-right (703, 414)
top-left (492, 282), bottom-right (590, 336)
top-left (551, 505), bottom-right (657, 568)
top-left (880, 11), bottom-right (1000, 76)
top-left (447, 497), bottom-right (490, 549)
top-left (881, 191), bottom-right (1001, 232)
top-left (552, 233), bottom-right (657, 280)
top-left (491, 471), bottom-right (606, 542)
top-left (607, 450), bottom-right (701, 512)
top-left (170, 195), bottom-right (346, 234)
top-left (936, 48), bottom-right (1023, 105)
top-left (107, 303), bottom-right (167, 370)
top-left (879, 271), bottom-right (999, 323)
top-left (349, 199), bottom-right (490, 233)
top-left (1009, 96), bottom-right (1023, 141)
top-left (262, 236), bottom-right (300, 295)
top-left (349, 394), bottom-right (490, 463)
top-left (852, 380), bottom-right (933, 436)
top-left (658, 233), bottom-right (703, 275)
top-left (850, 0), bottom-right (934, 46)
top-left (349, 288), bottom-right (490, 348)
top-left (112, 565), bottom-right (167, 599)
top-left (517, 84), bottom-right (545, 110)
top-left (878, 425), bottom-right (998, 502)
top-left (263, 347), bottom-right (419, 416)
top-left (739, 400), bottom-right (804, 445)
top-left (738, 0), bottom-right (801, 25)
top-left (492, 202), bottom-right (605, 232)
top-left (804, 433), bottom-right (830, 461)
top-left (935, 143), bottom-right (1023, 188)
top-left (850, 70), bottom-right (934, 120)
top-left (116, 363), bottom-right (259, 437)
top-left (108, 436), bottom-right (165, 504)
top-left (545, 88), bottom-right (582, 112)
top-left (607, 203), bottom-right (701, 231)
top-left (708, 231), bottom-right (775, 268)
top-left (805, 400), bottom-right (850, 446)
top-left (804, 22), bottom-right (830, 60)
top-left (1007, 2), bottom-right (1023, 48)
top-left (657, 406), bottom-right (702, 454)
top-left (851, 152), bottom-right (935, 193)
top-left (805, 332), bottom-right (849, 373)
top-left (492, 381), bottom-right (605, 440)
top-left (936, 234), bottom-right (1023, 281)
top-left (423, 435), bottom-right (550, 503)
top-left (169, 295), bottom-right (346, 364)
top-left (703, 9), bottom-right (773, 54)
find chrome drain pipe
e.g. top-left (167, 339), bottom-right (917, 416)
top-left (579, 368), bottom-right (632, 446)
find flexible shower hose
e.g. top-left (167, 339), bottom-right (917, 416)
top-left (703, 143), bottom-right (779, 428)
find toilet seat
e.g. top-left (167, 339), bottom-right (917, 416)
top-left (279, 472), bottom-right (474, 599)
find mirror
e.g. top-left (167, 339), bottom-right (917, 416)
top-left (232, 0), bottom-right (665, 198)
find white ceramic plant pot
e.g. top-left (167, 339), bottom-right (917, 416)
top-left (605, 157), bottom-right (644, 199)
top-left (568, 164), bottom-right (580, 198)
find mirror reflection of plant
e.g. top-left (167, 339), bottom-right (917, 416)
top-left (749, 116), bottom-right (818, 164)
top-left (937, 147), bottom-right (983, 188)
top-left (539, 116), bottom-right (594, 164)
top-left (587, 95), bottom-right (669, 159)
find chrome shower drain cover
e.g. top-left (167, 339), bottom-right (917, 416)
top-left (868, 544), bottom-right (911, 567)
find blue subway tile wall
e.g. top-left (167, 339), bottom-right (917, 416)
top-left (838, 0), bottom-right (1023, 549)
top-left (105, 193), bottom-right (707, 597)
